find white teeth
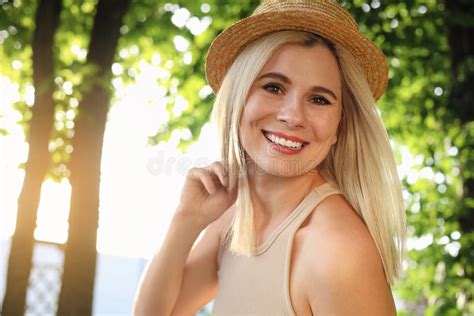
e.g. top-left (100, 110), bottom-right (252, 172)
top-left (265, 133), bottom-right (303, 149)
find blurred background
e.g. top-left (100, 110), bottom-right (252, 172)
top-left (0, 0), bottom-right (472, 315)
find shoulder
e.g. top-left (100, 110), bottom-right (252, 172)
top-left (307, 195), bottom-right (384, 283)
top-left (297, 194), bottom-right (397, 315)
top-left (301, 194), bottom-right (378, 275)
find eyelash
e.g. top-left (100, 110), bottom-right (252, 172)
top-left (311, 96), bottom-right (331, 105)
top-left (263, 83), bottom-right (283, 94)
top-left (262, 83), bottom-right (332, 106)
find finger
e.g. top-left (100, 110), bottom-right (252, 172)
top-left (199, 169), bottom-right (218, 195)
top-left (206, 161), bottom-right (228, 187)
top-left (187, 167), bottom-right (217, 195)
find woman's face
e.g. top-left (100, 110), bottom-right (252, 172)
top-left (239, 43), bottom-right (342, 177)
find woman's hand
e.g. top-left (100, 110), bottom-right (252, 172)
top-left (176, 161), bottom-right (238, 230)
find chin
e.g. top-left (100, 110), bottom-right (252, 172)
top-left (249, 157), bottom-right (320, 178)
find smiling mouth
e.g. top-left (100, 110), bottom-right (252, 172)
top-left (261, 130), bottom-right (309, 149)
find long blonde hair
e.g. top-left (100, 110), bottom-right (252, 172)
top-left (211, 31), bottom-right (406, 285)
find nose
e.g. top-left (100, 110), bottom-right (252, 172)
top-left (276, 94), bottom-right (305, 128)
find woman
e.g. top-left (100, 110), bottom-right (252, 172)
top-left (133, 1), bottom-right (406, 315)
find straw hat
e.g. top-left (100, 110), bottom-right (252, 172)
top-left (205, 0), bottom-right (388, 101)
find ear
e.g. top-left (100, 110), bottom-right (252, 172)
top-left (331, 135), bottom-right (337, 145)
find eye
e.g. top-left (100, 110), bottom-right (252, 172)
top-left (311, 95), bottom-right (331, 105)
top-left (263, 83), bottom-right (283, 94)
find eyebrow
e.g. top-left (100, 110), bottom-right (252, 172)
top-left (256, 72), bottom-right (338, 101)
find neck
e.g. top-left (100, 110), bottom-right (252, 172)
top-left (246, 161), bottom-right (326, 224)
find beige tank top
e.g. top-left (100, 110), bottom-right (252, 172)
top-left (212, 182), bottom-right (343, 315)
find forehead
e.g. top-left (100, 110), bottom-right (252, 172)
top-left (258, 43), bottom-right (341, 94)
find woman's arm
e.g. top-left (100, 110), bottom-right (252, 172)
top-left (307, 231), bottom-right (397, 315)
top-left (170, 207), bottom-right (233, 315)
top-left (132, 162), bottom-right (237, 315)
top-left (303, 195), bottom-right (397, 315)
top-left (132, 212), bottom-right (205, 315)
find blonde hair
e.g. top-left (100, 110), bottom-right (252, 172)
top-left (211, 31), bottom-right (406, 285)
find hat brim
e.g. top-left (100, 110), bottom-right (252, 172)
top-left (205, 11), bottom-right (388, 101)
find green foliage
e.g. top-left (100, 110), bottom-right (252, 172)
top-left (137, 0), bottom-right (259, 150)
top-left (0, 0), bottom-right (36, 146)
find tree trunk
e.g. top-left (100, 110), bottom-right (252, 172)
top-left (1, 0), bottom-right (62, 314)
top-left (56, 0), bottom-right (130, 314)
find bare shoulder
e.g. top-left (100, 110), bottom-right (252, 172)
top-left (298, 194), bottom-right (397, 316)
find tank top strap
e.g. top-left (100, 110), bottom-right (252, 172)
top-left (254, 182), bottom-right (343, 255)
top-left (287, 181), bottom-right (343, 233)
top-left (213, 182), bottom-right (344, 315)
top-left (216, 182), bottom-right (344, 263)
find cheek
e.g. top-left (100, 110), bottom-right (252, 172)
top-left (239, 108), bottom-right (254, 137)
top-left (239, 112), bottom-right (263, 144)
top-left (244, 93), bottom-right (276, 121)
top-left (243, 105), bottom-right (261, 123)
top-left (311, 116), bottom-right (340, 137)
top-left (238, 111), bottom-right (256, 149)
